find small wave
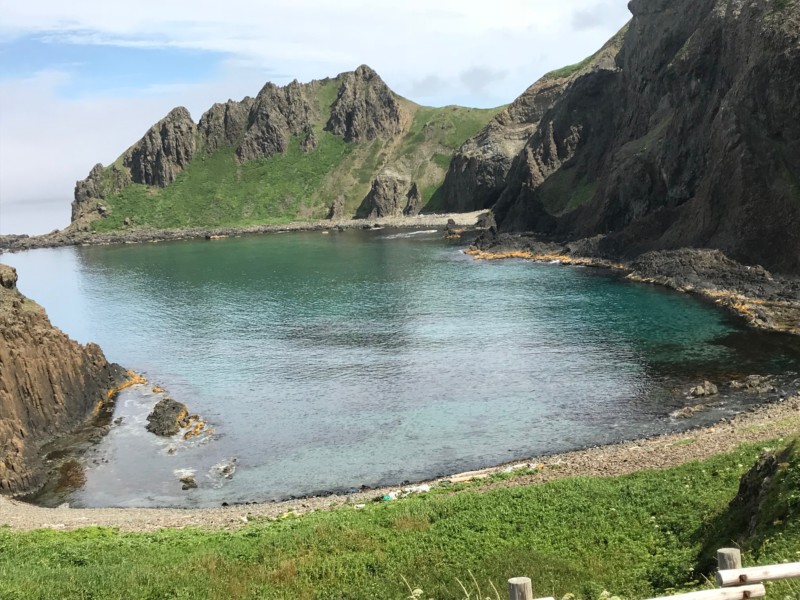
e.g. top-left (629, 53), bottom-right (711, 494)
top-left (173, 468), bottom-right (196, 479)
top-left (382, 230), bottom-right (438, 240)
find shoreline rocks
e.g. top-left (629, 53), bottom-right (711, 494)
top-left (0, 211), bottom-right (489, 255)
top-left (468, 232), bottom-right (800, 337)
top-left (0, 264), bottom-right (129, 496)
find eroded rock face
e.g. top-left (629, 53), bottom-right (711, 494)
top-left (441, 30), bottom-right (625, 213)
top-left (198, 98), bottom-right (254, 154)
top-left (71, 164), bottom-right (131, 230)
top-left (356, 171), bottom-right (422, 218)
top-left (237, 80), bottom-right (320, 162)
top-left (446, 0), bottom-right (800, 275)
top-left (0, 265), bottom-right (126, 495)
top-left (124, 107), bottom-right (197, 187)
top-left (326, 65), bottom-right (408, 142)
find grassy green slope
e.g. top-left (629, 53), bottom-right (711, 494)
top-left (2, 438), bottom-right (799, 599)
top-left (92, 94), bottom-right (501, 232)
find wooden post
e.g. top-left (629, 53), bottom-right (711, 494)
top-left (508, 577), bottom-right (533, 600)
top-left (647, 584), bottom-right (765, 600)
top-left (716, 561), bottom-right (800, 587)
top-left (717, 548), bottom-right (742, 571)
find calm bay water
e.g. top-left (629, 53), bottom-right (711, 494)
top-left (5, 229), bottom-right (799, 507)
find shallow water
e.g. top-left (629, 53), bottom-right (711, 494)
top-left (5, 229), bottom-right (799, 507)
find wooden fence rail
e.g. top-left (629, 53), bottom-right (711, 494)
top-left (507, 548), bottom-right (800, 600)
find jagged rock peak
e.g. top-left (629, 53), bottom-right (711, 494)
top-left (356, 171), bottom-right (422, 219)
top-left (123, 106), bottom-right (197, 187)
top-left (326, 64), bottom-right (408, 142)
top-left (198, 97), bottom-right (254, 155)
top-left (236, 79), bottom-right (319, 162)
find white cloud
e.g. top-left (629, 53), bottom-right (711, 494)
top-left (0, 1), bottom-right (633, 234)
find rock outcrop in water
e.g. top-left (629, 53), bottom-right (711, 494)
top-left (0, 264), bottom-right (126, 495)
top-left (443, 0), bottom-right (800, 275)
top-left (146, 398), bottom-right (189, 437)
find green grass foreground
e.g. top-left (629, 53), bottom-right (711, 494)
top-left (1, 439), bottom-right (799, 600)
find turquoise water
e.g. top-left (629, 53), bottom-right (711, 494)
top-left (4, 229), bottom-right (799, 507)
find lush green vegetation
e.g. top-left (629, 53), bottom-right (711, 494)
top-left (92, 98), bottom-right (502, 232)
top-left (2, 438), bottom-right (799, 599)
top-left (93, 133), bottom-right (354, 231)
top-left (542, 53), bottom-right (597, 81)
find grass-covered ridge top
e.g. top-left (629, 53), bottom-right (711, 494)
top-left (76, 66), bottom-right (502, 232)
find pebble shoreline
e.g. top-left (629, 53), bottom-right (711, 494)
top-left (2, 394), bottom-right (798, 532)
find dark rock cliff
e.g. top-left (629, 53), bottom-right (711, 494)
top-left (237, 80), bottom-right (320, 162)
top-left (355, 171), bottom-right (422, 218)
top-left (198, 98), bottom-right (254, 155)
top-left (444, 0), bottom-right (800, 274)
top-left (441, 29), bottom-right (626, 214)
top-left (0, 264), bottom-right (126, 495)
top-left (325, 65), bottom-right (408, 142)
top-left (124, 107), bottom-right (197, 187)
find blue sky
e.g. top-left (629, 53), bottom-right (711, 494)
top-left (0, 0), bottom-right (632, 234)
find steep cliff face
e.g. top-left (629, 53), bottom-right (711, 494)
top-left (124, 107), bottom-right (197, 187)
top-left (325, 65), bottom-right (409, 142)
top-left (445, 0), bottom-right (800, 274)
top-left (198, 98), bottom-right (254, 155)
top-left (441, 29), bottom-right (626, 214)
top-left (0, 265), bottom-right (126, 495)
top-left (237, 80), bottom-right (320, 162)
top-left (355, 171), bottom-right (422, 218)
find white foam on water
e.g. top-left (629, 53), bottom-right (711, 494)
top-left (382, 230), bottom-right (438, 239)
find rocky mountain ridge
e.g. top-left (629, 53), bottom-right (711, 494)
top-left (0, 265), bottom-right (127, 495)
top-left (443, 0), bottom-right (800, 275)
top-left (70, 65), bottom-right (475, 231)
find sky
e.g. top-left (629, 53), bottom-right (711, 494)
top-left (0, 0), bottom-right (632, 235)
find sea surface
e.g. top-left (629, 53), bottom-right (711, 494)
top-left (5, 229), bottom-right (799, 507)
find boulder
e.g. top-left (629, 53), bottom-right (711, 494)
top-left (690, 380), bottom-right (718, 397)
top-left (146, 398), bottom-right (189, 437)
top-left (730, 375), bottom-right (775, 394)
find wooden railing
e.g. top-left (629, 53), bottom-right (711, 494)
top-left (507, 548), bottom-right (800, 600)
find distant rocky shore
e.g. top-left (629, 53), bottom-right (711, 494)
top-left (0, 211), bottom-right (488, 254)
top-left (468, 230), bottom-right (800, 336)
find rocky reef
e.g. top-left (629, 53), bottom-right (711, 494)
top-left (443, 0), bottom-right (800, 275)
top-left (0, 264), bottom-right (127, 495)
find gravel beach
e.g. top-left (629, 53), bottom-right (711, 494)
top-left (2, 394), bottom-right (798, 532)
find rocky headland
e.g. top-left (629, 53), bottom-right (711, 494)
top-left (46, 65), bottom-right (500, 236)
top-left (442, 0), bottom-right (800, 277)
top-left (0, 264), bottom-right (129, 495)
